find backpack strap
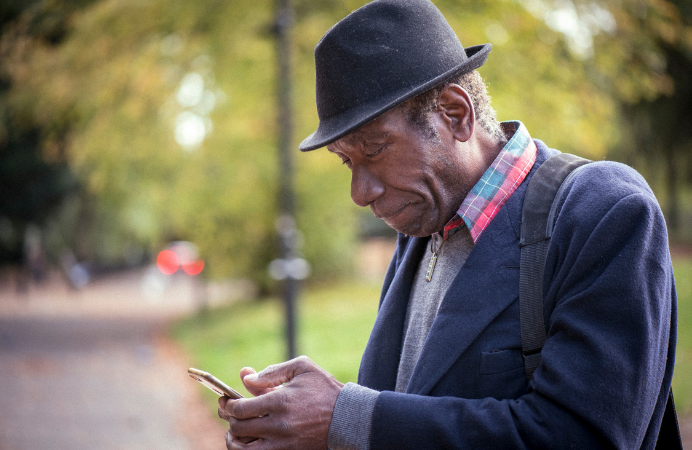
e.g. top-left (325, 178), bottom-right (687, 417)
top-left (519, 153), bottom-right (589, 380)
top-left (519, 152), bottom-right (682, 449)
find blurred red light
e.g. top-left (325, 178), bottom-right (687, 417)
top-left (182, 260), bottom-right (204, 276)
top-left (157, 250), bottom-right (180, 275)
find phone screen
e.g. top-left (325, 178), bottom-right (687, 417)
top-left (188, 367), bottom-right (244, 399)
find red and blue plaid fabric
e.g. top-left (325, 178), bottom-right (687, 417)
top-left (442, 121), bottom-right (537, 242)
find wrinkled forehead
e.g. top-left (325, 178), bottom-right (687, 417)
top-left (327, 109), bottom-right (402, 151)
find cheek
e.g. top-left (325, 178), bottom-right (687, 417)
top-left (421, 157), bottom-right (467, 215)
top-left (380, 147), bottom-right (454, 208)
top-left (393, 173), bottom-right (436, 204)
top-left (417, 162), bottom-right (451, 202)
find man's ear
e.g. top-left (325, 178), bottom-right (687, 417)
top-left (436, 84), bottom-right (475, 142)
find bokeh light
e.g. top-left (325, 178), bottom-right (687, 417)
top-left (176, 72), bottom-right (205, 107)
top-left (156, 249), bottom-right (180, 275)
top-left (174, 111), bottom-right (208, 149)
top-left (156, 241), bottom-right (205, 276)
top-left (182, 260), bottom-right (204, 275)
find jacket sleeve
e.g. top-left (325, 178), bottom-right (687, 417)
top-left (368, 162), bottom-right (676, 450)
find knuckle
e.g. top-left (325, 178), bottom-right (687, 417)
top-left (276, 419), bottom-right (291, 435)
top-left (296, 355), bottom-right (312, 364)
top-left (291, 355), bottom-right (312, 373)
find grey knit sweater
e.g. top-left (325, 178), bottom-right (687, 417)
top-left (327, 228), bottom-right (474, 450)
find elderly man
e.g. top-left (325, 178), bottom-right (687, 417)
top-left (218, 0), bottom-right (678, 448)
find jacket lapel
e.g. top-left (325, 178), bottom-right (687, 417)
top-left (405, 192), bottom-right (523, 395)
top-left (358, 236), bottom-right (428, 391)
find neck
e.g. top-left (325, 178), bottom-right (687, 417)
top-left (476, 127), bottom-right (505, 172)
top-left (460, 127), bottom-right (504, 192)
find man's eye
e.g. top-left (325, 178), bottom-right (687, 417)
top-left (341, 158), bottom-right (351, 166)
top-left (367, 145), bottom-right (386, 157)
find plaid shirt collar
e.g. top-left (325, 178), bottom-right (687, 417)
top-left (441, 121), bottom-right (537, 243)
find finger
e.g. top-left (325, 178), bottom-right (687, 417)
top-left (230, 415), bottom-right (285, 440)
top-left (219, 396), bottom-right (227, 410)
top-left (225, 431), bottom-right (233, 450)
top-left (245, 356), bottom-right (315, 390)
top-left (219, 406), bottom-right (231, 421)
top-left (225, 431), bottom-right (246, 450)
top-left (228, 395), bottom-right (279, 420)
top-left (239, 367), bottom-right (256, 379)
top-left (240, 367), bottom-right (272, 397)
top-left (218, 396), bottom-right (231, 420)
top-left (225, 431), bottom-right (257, 449)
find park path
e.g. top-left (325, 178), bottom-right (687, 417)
top-left (1, 266), bottom-right (690, 448)
top-left (0, 268), bottom-right (229, 450)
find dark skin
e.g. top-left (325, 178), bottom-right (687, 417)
top-left (218, 84), bottom-right (504, 449)
top-left (328, 84), bottom-right (500, 237)
top-left (218, 357), bottom-right (343, 449)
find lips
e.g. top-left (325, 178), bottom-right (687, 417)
top-left (373, 201), bottom-right (412, 221)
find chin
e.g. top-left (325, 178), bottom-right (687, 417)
top-left (386, 219), bottom-right (430, 237)
top-left (384, 209), bottom-right (440, 237)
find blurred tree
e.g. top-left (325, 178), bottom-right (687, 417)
top-left (610, 0), bottom-right (692, 232)
top-left (0, 0), bottom-right (359, 284)
top-left (529, 0), bottom-right (692, 232)
top-left (0, 0), bottom-right (89, 264)
top-left (2, 0), bottom-right (686, 286)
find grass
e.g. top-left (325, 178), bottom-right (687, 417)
top-left (172, 280), bottom-right (381, 405)
top-left (672, 256), bottom-right (692, 414)
top-left (173, 255), bottom-right (692, 414)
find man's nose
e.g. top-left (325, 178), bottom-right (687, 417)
top-left (351, 165), bottom-right (385, 207)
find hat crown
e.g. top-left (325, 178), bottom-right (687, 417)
top-left (315, 0), bottom-right (467, 120)
top-left (300, 0), bottom-right (490, 151)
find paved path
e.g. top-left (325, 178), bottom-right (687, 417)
top-left (1, 268), bottom-right (690, 448)
top-left (0, 269), bottom-right (228, 450)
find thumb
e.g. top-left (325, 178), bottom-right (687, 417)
top-left (239, 367), bottom-right (274, 397)
top-left (244, 356), bottom-right (315, 390)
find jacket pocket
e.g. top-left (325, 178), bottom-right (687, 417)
top-left (480, 348), bottom-right (524, 375)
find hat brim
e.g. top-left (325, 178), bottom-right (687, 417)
top-left (299, 43), bottom-right (491, 151)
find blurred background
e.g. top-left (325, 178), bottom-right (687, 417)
top-left (0, 0), bottom-right (690, 448)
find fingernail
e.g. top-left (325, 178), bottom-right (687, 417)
top-left (244, 373), bottom-right (258, 381)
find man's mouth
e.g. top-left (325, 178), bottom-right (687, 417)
top-left (373, 202), bottom-right (412, 221)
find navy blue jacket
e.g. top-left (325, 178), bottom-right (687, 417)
top-left (358, 142), bottom-right (677, 449)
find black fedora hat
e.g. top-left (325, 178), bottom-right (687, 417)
top-left (299, 0), bottom-right (492, 151)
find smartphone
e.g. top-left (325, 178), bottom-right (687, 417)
top-left (188, 367), bottom-right (244, 399)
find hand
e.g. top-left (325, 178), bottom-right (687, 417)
top-left (218, 355), bottom-right (344, 449)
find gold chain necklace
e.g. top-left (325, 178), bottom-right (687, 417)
top-left (425, 234), bottom-right (444, 282)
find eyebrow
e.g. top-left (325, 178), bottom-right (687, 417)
top-left (327, 131), bottom-right (363, 152)
top-left (342, 130), bottom-right (367, 146)
top-left (328, 127), bottom-right (390, 154)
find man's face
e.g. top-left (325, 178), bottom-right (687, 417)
top-left (327, 106), bottom-right (475, 237)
